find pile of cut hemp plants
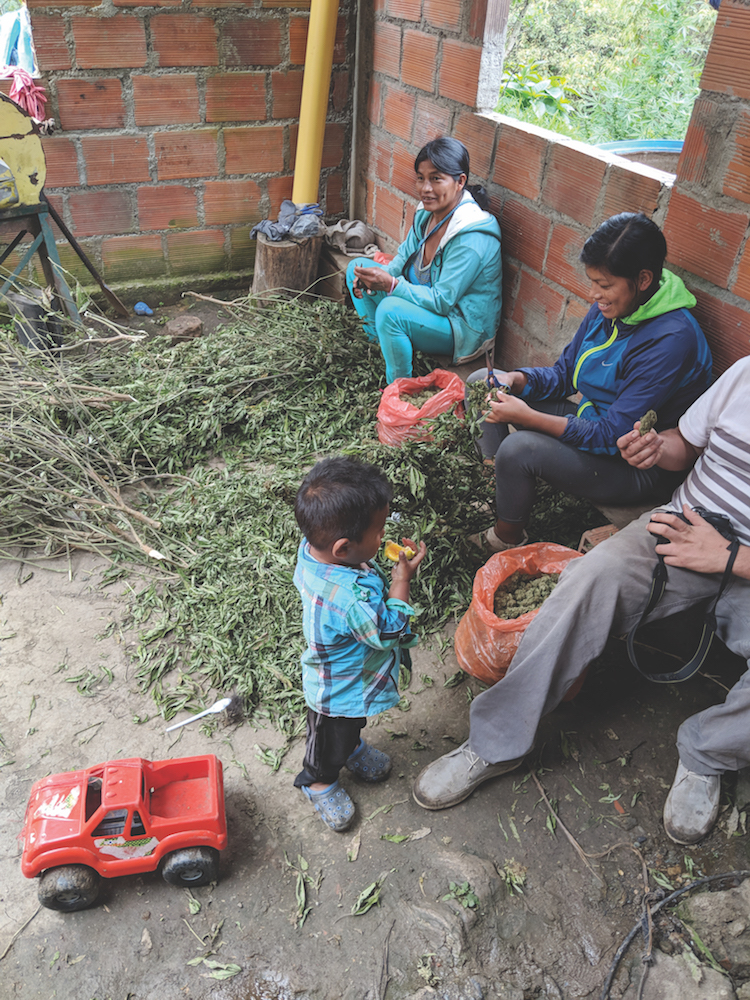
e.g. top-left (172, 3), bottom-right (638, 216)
top-left (0, 293), bottom-right (603, 735)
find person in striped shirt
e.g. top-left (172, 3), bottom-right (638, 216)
top-left (292, 456), bottom-right (426, 832)
top-left (414, 357), bottom-right (750, 845)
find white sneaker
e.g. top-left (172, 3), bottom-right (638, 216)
top-left (663, 761), bottom-right (721, 844)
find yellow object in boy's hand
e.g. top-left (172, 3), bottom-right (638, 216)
top-left (384, 541), bottom-right (416, 561)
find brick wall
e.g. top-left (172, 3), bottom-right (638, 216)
top-left (24, 0), bottom-right (355, 293)
top-left (362, 0), bottom-right (750, 376)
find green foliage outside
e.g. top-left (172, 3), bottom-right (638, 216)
top-left (496, 0), bottom-right (716, 144)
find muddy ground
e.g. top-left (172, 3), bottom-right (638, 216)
top-left (1, 296), bottom-right (749, 1000)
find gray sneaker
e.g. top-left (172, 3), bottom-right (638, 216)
top-left (663, 761), bottom-right (721, 845)
top-left (412, 741), bottom-right (525, 810)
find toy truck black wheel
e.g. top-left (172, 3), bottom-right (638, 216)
top-left (38, 865), bottom-right (101, 912)
top-left (161, 846), bottom-right (219, 886)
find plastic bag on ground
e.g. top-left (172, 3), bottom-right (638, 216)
top-left (376, 370), bottom-right (465, 446)
top-left (454, 542), bottom-right (582, 687)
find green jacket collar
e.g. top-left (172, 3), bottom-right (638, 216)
top-left (623, 269), bottom-right (696, 326)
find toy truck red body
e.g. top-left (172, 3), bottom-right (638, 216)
top-left (21, 754), bottom-right (227, 910)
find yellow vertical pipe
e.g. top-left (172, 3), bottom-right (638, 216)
top-left (291, 0), bottom-right (339, 206)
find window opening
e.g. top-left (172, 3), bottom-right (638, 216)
top-left (85, 776), bottom-right (103, 823)
top-left (131, 811), bottom-right (146, 837)
top-left (482, 0), bottom-right (717, 160)
top-left (92, 809), bottom-right (128, 838)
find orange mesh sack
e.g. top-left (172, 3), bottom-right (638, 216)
top-left (376, 370), bottom-right (465, 446)
top-left (454, 542), bottom-right (582, 686)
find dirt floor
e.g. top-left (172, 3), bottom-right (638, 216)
top-left (1, 295), bottom-right (750, 1000)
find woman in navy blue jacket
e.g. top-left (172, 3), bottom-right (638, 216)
top-left (470, 212), bottom-right (713, 553)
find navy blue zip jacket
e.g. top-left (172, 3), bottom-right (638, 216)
top-left (517, 270), bottom-right (713, 455)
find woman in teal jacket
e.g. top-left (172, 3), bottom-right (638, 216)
top-left (346, 137), bottom-right (502, 383)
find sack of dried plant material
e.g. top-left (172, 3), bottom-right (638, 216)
top-left (455, 542), bottom-right (582, 686)
top-left (376, 370), bottom-right (465, 446)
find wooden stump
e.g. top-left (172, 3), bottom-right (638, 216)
top-left (251, 232), bottom-right (323, 301)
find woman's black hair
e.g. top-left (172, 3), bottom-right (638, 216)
top-left (414, 136), bottom-right (490, 211)
top-left (295, 456), bottom-right (392, 550)
top-left (579, 212), bottom-right (667, 292)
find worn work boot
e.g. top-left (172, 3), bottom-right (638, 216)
top-left (412, 741), bottom-right (525, 810)
top-left (663, 761), bottom-right (721, 845)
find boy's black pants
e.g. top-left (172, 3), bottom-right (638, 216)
top-left (293, 709), bottom-right (366, 787)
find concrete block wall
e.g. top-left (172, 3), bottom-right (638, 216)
top-left (20, 0), bottom-right (355, 291)
top-left (362, 0), bottom-right (750, 376)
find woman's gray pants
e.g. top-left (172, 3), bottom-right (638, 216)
top-left (468, 511), bottom-right (750, 777)
top-left (466, 369), bottom-right (681, 524)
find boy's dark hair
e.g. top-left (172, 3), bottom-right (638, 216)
top-left (579, 212), bottom-right (667, 293)
top-left (295, 456), bottom-right (392, 549)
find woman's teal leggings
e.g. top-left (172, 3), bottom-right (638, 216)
top-left (345, 258), bottom-right (454, 383)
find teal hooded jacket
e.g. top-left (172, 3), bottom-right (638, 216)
top-left (385, 192), bottom-right (503, 363)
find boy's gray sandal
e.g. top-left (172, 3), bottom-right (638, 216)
top-left (412, 741), bottom-right (524, 810)
top-left (302, 781), bottom-right (355, 832)
top-left (345, 740), bottom-right (391, 782)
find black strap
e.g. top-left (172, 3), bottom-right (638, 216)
top-left (626, 538), bottom-right (740, 683)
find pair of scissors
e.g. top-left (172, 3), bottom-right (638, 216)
top-left (484, 349), bottom-right (511, 394)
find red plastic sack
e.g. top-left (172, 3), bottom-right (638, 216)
top-left (377, 370), bottom-right (465, 446)
top-left (454, 542), bottom-right (582, 687)
top-left (372, 251), bottom-right (394, 265)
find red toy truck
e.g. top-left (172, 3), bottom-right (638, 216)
top-left (21, 754), bottom-right (227, 912)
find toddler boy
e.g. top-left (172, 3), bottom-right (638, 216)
top-left (293, 456), bottom-right (426, 831)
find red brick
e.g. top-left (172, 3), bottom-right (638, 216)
top-left (42, 137), bottom-right (79, 188)
top-left (438, 39), bottom-right (481, 107)
top-left (33, 240), bottom-right (91, 285)
top-left (454, 112), bottom-right (496, 179)
top-left (691, 287), bottom-right (750, 375)
top-left (561, 295), bottom-right (591, 345)
top-left (138, 185), bottom-right (198, 230)
top-left (331, 71), bottom-right (349, 113)
top-left (373, 185), bottom-right (404, 240)
top-left (731, 240), bottom-right (750, 302)
top-left (29, 0), bottom-right (96, 8)
top-left (723, 109), bottom-right (750, 204)
top-left (500, 198), bottom-right (551, 272)
top-left (387, 0), bottom-right (421, 19)
top-left (414, 95), bottom-right (452, 147)
top-left (271, 71), bottom-right (303, 118)
top-left (424, 0), bottom-right (460, 30)
top-left (402, 30), bottom-right (437, 92)
top-left (32, 17), bottom-right (70, 71)
top-left (261, 0), bottom-right (310, 7)
top-left (511, 270), bottom-right (566, 344)
top-left (382, 88), bottom-right (415, 143)
top-left (72, 15), bottom-right (146, 69)
top-left (366, 182), bottom-right (375, 225)
top-left (81, 136), bottom-right (149, 185)
top-left (225, 126), bottom-right (284, 174)
top-left (114, 0), bottom-right (179, 8)
top-left (102, 235), bottom-right (166, 279)
top-left (392, 141), bottom-right (416, 196)
top-left (167, 230), bottom-right (227, 276)
top-left (133, 75), bottom-right (200, 126)
top-left (222, 19), bottom-right (282, 66)
top-left (677, 96), bottom-right (713, 186)
top-left (701, 0), bottom-right (750, 100)
top-left (542, 144), bottom-right (607, 227)
top-left (467, 0), bottom-right (487, 40)
top-left (288, 122), bottom-right (345, 170)
top-left (601, 163), bottom-right (662, 220)
top-left (368, 80), bottom-right (382, 126)
top-left (155, 130), bottom-right (219, 181)
top-left (230, 226), bottom-right (255, 270)
top-left (192, 0), bottom-right (247, 7)
top-left (373, 22), bottom-right (401, 79)
top-left (151, 15), bottom-right (218, 68)
top-left (663, 191), bottom-right (747, 289)
top-left (204, 179), bottom-right (262, 226)
top-left (404, 200), bottom-right (416, 235)
top-left (55, 78), bottom-right (126, 130)
top-left (544, 222), bottom-right (590, 300)
top-left (68, 190), bottom-right (133, 237)
top-left (267, 175), bottom-right (294, 216)
top-left (325, 171), bottom-right (345, 215)
top-left (206, 73), bottom-right (266, 122)
top-left (493, 122), bottom-right (548, 201)
top-left (370, 136), bottom-right (391, 184)
top-left (289, 15), bottom-right (347, 65)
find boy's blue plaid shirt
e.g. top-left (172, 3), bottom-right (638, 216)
top-left (294, 540), bottom-right (418, 717)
